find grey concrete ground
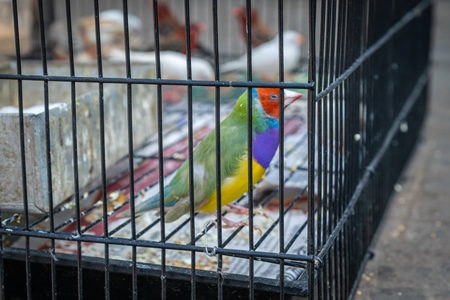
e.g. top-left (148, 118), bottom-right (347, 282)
top-left (356, 1), bottom-right (450, 299)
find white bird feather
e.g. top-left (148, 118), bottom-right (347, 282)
top-left (220, 30), bottom-right (303, 75)
top-left (107, 49), bottom-right (214, 81)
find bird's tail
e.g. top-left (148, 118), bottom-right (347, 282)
top-left (116, 187), bottom-right (169, 218)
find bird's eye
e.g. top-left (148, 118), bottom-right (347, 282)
top-left (270, 94), bottom-right (278, 100)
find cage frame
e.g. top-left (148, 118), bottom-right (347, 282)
top-left (0, 0), bottom-right (433, 299)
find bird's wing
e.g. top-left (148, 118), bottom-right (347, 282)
top-left (163, 118), bottom-right (249, 221)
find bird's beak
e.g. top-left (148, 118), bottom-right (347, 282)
top-left (283, 90), bottom-right (303, 107)
top-left (297, 35), bottom-right (305, 45)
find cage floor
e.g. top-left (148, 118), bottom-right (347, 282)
top-left (8, 98), bottom-right (311, 286)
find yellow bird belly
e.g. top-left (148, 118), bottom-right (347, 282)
top-left (198, 158), bottom-right (266, 213)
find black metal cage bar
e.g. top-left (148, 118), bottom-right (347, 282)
top-left (0, 0), bottom-right (433, 299)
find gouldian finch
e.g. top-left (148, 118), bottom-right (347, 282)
top-left (220, 31), bottom-right (304, 75)
top-left (120, 88), bottom-right (303, 224)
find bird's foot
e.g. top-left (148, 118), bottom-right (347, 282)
top-left (212, 215), bottom-right (262, 235)
top-left (224, 203), bottom-right (271, 220)
top-left (221, 215), bottom-right (249, 228)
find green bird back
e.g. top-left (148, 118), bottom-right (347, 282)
top-left (163, 91), bottom-right (261, 222)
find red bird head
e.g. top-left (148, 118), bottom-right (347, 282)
top-left (151, 2), bottom-right (204, 54)
top-left (255, 88), bottom-right (303, 118)
top-left (156, 3), bottom-right (173, 20)
top-left (233, 7), bottom-right (258, 42)
top-left (175, 22), bottom-right (205, 54)
top-left (233, 6), bottom-right (274, 47)
top-left (233, 7), bottom-right (259, 23)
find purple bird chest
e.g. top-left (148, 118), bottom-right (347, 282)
top-left (252, 127), bottom-right (279, 169)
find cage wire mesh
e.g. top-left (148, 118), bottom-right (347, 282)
top-left (0, 0), bottom-right (433, 299)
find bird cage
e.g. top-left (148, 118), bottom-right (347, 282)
top-left (0, 0), bottom-right (433, 299)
